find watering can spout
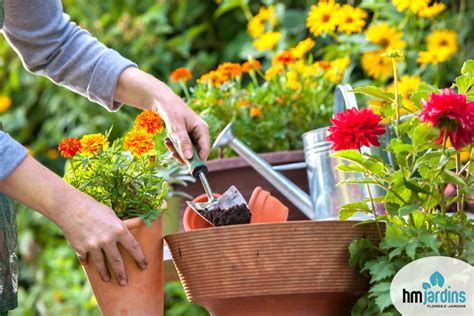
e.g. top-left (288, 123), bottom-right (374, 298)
top-left (213, 123), bottom-right (314, 219)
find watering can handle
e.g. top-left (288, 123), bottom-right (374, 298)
top-left (167, 134), bottom-right (208, 178)
top-left (333, 84), bottom-right (358, 115)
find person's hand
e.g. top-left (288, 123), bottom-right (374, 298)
top-left (113, 67), bottom-right (211, 163)
top-left (0, 156), bottom-right (146, 286)
top-left (60, 197), bottom-right (147, 285)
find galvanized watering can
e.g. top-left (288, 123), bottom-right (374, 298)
top-left (213, 85), bottom-right (380, 220)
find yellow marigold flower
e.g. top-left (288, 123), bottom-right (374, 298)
top-left (417, 2), bottom-right (446, 18)
top-left (253, 32), bottom-right (281, 51)
top-left (264, 63), bottom-right (285, 80)
top-left (427, 30), bottom-right (458, 57)
top-left (80, 134), bottom-right (109, 155)
top-left (416, 49), bottom-right (450, 65)
top-left (247, 6), bottom-right (277, 38)
top-left (324, 57), bottom-right (350, 83)
top-left (250, 107), bottom-right (262, 118)
top-left (134, 110), bottom-right (164, 135)
top-left (392, 0), bottom-right (430, 14)
top-left (334, 5), bottom-right (368, 35)
top-left (238, 100), bottom-right (251, 107)
top-left (124, 130), bottom-right (155, 157)
top-left (366, 23), bottom-right (406, 50)
top-left (286, 69), bottom-right (301, 90)
top-left (306, 0), bottom-right (340, 37)
top-left (200, 70), bottom-right (228, 88)
top-left (0, 96), bottom-right (12, 112)
top-left (361, 50), bottom-right (393, 80)
top-left (290, 38), bottom-right (315, 59)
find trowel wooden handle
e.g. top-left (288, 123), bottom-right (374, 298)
top-left (168, 134), bottom-right (208, 178)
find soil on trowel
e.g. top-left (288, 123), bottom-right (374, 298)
top-left (198, 204), bottom-right (251, 226)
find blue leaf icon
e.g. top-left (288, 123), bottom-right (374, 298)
top-left (430, 271), bottom-right (445, 287)
top-left (422, 282), bottom-right (431, 290)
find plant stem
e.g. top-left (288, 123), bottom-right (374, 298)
top-left (179, 80), bottom-right (191, 100)
top-left (366, 181), bottom-right (383, 241)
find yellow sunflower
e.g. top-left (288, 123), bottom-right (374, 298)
top-left (290, 38), bottom-right (315, 59)
top-left (427, 30), bottom-right (458, 57)
top-left (306, 0), bottom-right (340, 37)
top-left (366, 23), bottom-right (406, 50)
top-left (247, 6), bottom-right (277, 38)
top-left (417, 50), bottom-right (450, 65)
top-left (334, 5), bottom-right (368, 35)
top-left (388, 75), bottom-right (422, 113)
top-left (324, 57), bottom-right (351, 83)
top-left (253, 32), bottom-right (281, 51)
top-left (417, 2), bottom-right (446, 18)
top-left (361, 50), bottom-right (393, 80)
top-left (392, 0), bottom-right (430, 14)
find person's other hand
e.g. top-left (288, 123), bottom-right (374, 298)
top-left (60, 197), bottom-right (147, 286)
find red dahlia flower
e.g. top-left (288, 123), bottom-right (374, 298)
top-left (327, 107), bottom-right (386, 151)
top-left (419, 89), bottom-right (474, 150)
top-left (58, 137), bottom-right (82, 157)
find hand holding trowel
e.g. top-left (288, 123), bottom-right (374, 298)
top-left (166, 134), bottom-right (251, 226)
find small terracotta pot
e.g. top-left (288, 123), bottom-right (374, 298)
top-left (248, 186), bottom-right (289, 223)
top-left (165, 221), bottom-right (382, 316)
top-left (183, 188), bottom-right (289, 231)
top-left (82, 215), bottom-right (164, 315)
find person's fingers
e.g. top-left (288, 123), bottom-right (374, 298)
top-left (89, 249), bottom-right (111, 282)
top-left (103, 244), bottom-right (128, 286)
top-left (164, 138), bottom-right (185, 164)
top-left (78, 252), bottom-right (89, 266)
top-left (119, 231), bottom-right (148, 270)
top-left (176, 131), bottom-right (193, 160)
top-left (190, 120), bottom-right (210, 160)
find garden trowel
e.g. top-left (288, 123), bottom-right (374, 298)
top-left (168, 135), bottom-right (251, 226)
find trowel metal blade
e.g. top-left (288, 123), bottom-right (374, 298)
top-left (187, 185), bottom-right (249, 226)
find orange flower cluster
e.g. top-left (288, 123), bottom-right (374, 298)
top-left (124, 130), bottom-right (155, 157)
top-left (217, 62), bottom-right (243, 79)
top-left (170, 67), bottom-right (192, 82)
top-left (134, 110), bottom-right (164, 135)
top-left (242, 60), bottom-right (262, 73)
top-left (250, 107), bottom-right (262, 118)
top-left (80, 134), bottom-right (109, 156)
top-left (58, 138), bottom-right (82, 158)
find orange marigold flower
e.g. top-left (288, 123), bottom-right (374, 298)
top-left (272, 51), bottom-right (297, 66)
top-left (217, 62), bottom-right (243, 79)
top-left (124, 130), bottom-right (155, 157)
top-left (242, 60), bottom-right (262, 73)
top-left (200, 70), bottom-right (228, 88)
top-left (170, 67), bottom-right (192, 82)
top-left (134, 110), bottom-right (164, 135)
top-left (239, 100), bottom-right (251, 107)
top-left (58, 138), bottom-right (82, 157)
top-left (276, 97), bottom-right (284, 104)
top-left (80, 134), bottom-right (109, 156)
top-left (250, 107), bottom-right (262, 118)
top-left (317, 61), bottom-right (332, 70)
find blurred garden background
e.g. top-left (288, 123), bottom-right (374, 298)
top-left (0, 0), bottom-right (473, 314)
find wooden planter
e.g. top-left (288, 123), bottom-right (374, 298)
top-left (165, 220), bottom-right (381, 316)
top-left (83, 216), bottom-right (164, 315)
top-left (176, 150), bottom-right (309, 225)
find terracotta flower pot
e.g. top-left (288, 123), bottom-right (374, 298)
top-left (165, 220), bottom-right (381, 316)
top-left (183, 187), bottom-right (289, 231)
top-left (83, 215), bottom-right (164, 315)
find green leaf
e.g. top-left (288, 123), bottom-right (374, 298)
top-left (339, 177), bottom-right (377, 185)
top-left (339, 202), bottom-right (370, 220)
top-left (368, 258), bottom-right (397, 283)
top-left (348, 238), bottom-right (373, 269)
top-left (454, 74), bottom-right (473, 94)
top-left (398, 204), bottom-right (421, 216)
top-left (442, 170), bottom-right (467, 188)
top-left (369, 282), bottom-right (393, 312)
top-left (336, 163), bottom-right (365, 173)
top-left (405, 239), bottom-right (419, 260)
top-left (332, 149), bottom-right (366, 164)
top-left (409, 122), bottom-right (437, 147)
top-left (351, 86), bottom-right (394, 102)
top-left (461, 59), bottom-right (474, 75)
top-left (381, 225), bottom-right (409, 249)
top-left (403, 180), bottom-right (431, 195)
top-left (419, 232), bottom-right (440, 254)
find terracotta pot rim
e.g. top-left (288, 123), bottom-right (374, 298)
top-left (165, 219), bottom-right (368, 237)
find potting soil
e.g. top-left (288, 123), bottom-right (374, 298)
top-left (198, 204), bottom-right (251, 226)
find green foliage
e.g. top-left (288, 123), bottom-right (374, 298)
top-left (164, 282), bottom-right (209, 316)
top-left (337, 60), bottom-right (474, 315)
top-left (64, 133), bottom-right (168, 223)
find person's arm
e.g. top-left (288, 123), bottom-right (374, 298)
top-left (2, 0), bottom-right (210, 161)
top-left (0, 146), bottom-right (147, 286)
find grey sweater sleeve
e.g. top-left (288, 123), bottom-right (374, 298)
top-left (1, 0), bottom-right (136, 111)
top-left (0, 131), bottom-right (27, 181)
